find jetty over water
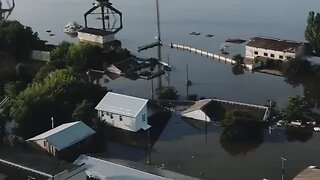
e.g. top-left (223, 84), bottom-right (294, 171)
top-left (169, 43), bottom-right (259, 70)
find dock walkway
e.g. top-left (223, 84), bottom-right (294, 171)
top-left (169, 43), bottom-right (258, 70)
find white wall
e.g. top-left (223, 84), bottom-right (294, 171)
top-left (99, 111), bottom-right (137, 132)
top-left (78, 32), bottom-right (115, 44)
top-left (135, 105), bottom-right (148, 131)
top-left (98, 105), bottom-right (148, 132)
top-left (245, 46), bottom-right (296, 61)
top-left (182, 110), bottom-right (211, 122)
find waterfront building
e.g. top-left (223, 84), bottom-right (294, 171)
top-left (245, 37), bottom-right (306, 61)
top-left (78, 28), bottom-right (115, 47)
top-left (27, 121), bottom-right (95, 157)
top-left (95, 92), bottom-right (151, 132)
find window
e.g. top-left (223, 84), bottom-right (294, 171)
top-left (264, 53), bottom-right (268, 56)
top-left (119, 116), bottom-right (123, 121)
top-left (142, 114), bottom-right (146, 122)
top-left (110, 114), bottom-right (113, 119)
top-left (44, 141), bottom-right (47, 147)
top-left (279, 55), bottom-right (283, 59)
top-left (106, 112), bottom-right (110, 116)
top-left (270, 54), bottom-right (275, 58)
top-left (254, 51), bottom-right (258, 55)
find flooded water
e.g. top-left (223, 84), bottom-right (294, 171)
top-left (8, 0), bottom-right (320, 179)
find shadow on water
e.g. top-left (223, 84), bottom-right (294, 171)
top-left (284, 127), bottom-right (314, 143)
top-left (95, 111), bottom-right (172, 161)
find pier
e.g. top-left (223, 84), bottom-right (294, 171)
top-left (169, 43), bottom-right (257, 70)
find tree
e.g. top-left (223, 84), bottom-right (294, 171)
top-left (232, 54), bottom-right (244, 64)
top-left (156, 86), bottom-right (179, 100)
top-left (284, 95), bottom-right (310, 122)
top-left (220, 109), bottom-right (263, 141)
top-left (72, 100), bottom-right (96, 126)
top-left (305, 11), bottom-right (320, 55)
top-left (0, 21), bottom-right (41, 59)
top-left (282, 58), bottom-right (312, 76)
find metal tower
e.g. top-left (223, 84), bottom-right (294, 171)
top-left (84, 0), bottom-right (123, 33)
top-left (0, 0), bottom-right (15, 21)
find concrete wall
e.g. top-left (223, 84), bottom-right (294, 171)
top-left (78, 32), bottom-right (115, 44)
top-left (245, 46), bottom-right (297, 61)
top-left (31, 50), bottom-right (50, 61)
top-left (182, 110), bottom-right (211, 122)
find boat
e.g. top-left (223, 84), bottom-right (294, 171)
top-left (314, 127), bottom-right (320, 132)
top-left (63, 22), bottom-right (83, 35)
top-left (189, 32), bottom-right (201, 36)
top-left (220, 43), bottom-right (229, 55)
top-left (206, 34), bottom-right (214, 38)
top-left (225, 38), bottom-right (246, 44)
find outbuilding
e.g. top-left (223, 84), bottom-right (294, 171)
top-left (27, 121), bottom-right (96, 157)
top-left (95, 92), bottom-right (151, 132)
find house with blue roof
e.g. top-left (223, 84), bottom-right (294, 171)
top-left (27, 121), bottom-right (96, 157)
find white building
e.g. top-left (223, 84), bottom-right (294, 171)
top-left (27, 121), bottom-right (96, 156)
top-left (95, 92), bottom-right (151, 132)
top-left (78, 28), bottom-right (115, 45)
top-left (245, 37), bottom-right (305, 61)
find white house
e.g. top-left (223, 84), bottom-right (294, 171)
top-left (181, 99), bottom-right (212, 122)
top-left (95, 92), bottom-right (151, 132)
top-left (78, 28), bottom-right (115, 45)
top-left (27, 121), bottom-right (96, 156)
top-left (245, 37), bottom-right (305, 61)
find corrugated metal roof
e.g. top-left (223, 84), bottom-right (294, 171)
top-left (27, 121), bottom-right (95, 151)
top-left (95, 92), bottom-right (148, 117)
top-left (247, 37), bottom-right (304, 53)
top-left (74, 155), bottom-right (169, 180)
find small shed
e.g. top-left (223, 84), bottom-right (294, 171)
top-left (27, 121), bottom-right (95, 156)
top-left (106, 57), bottom-right (140, 75)
top-left (95, 92), bottom-right (151, 132)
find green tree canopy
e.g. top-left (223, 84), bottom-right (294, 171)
top-left (284, 95), bottom-right (310, 122)
top-left (0, 21), bottom-right (41, 59)
top-left (9, 68), bottom-right (106, 137)
top-left (156, 86), bottom-right (179, 100)
top-left (72, 100), bottom-right (96, 126)
top-left (305, 11), bottom-right (320, 55)
top-left (220, 109), bottom-right (263, 141)
top-left (50, 42), bottom-right (104, 72)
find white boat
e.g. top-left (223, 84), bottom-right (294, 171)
top-left (314, 127), bottom-right (320, 132)
top-left (220, 43), bottom-right (229, 55)
top-left (63, 22), bottom-right (83, 34)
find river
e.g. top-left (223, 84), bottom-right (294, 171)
top-left (8, 0), bottom-right (320, 179)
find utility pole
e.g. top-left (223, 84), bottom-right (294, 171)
top-left (156, 0), bottom-right (162, 88)
top-left (151, 78), bottom-right (154, 100)
top-left (186, 64), bottom-right (189, 98)
top-left (281, 157), bottom-right (286, 180)
top-left (167, 53), bottom-right (171, 86)
top-left (51, 117), bottom-right (54, 129)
